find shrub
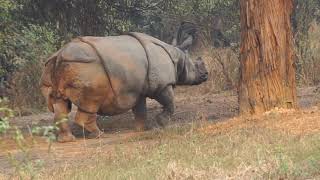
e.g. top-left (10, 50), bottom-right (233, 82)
top-left (296, 20), bottom-right (320, 86)
top-left (0, 98), bottom-right (13, 134)
top-left (3, 24), bottom-right (58, 113)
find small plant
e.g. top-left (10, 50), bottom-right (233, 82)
top-left (7, 121), bottom-right (61, 179)
top-left (0, 117), bottom-right (10, 134)
top-left (0, 97), bottom-right (62, 178)
top-left (0, 97), bottom-right (13, 134)
top-left (32, 123), bottom-right (60, 153)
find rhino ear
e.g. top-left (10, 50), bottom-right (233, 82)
top-left (185, 51), bottom-right (192, 60)
top-left (185, 51), bottom-right (190, 57)
top-left (196, 57), bottom-right (202, 61)
top-left (172, 37), bottom-right (177, 46)
top-left (177, 36), bottom-right (193, 52)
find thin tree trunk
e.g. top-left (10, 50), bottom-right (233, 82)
top-left (239, 0), bottom-right (297, 115)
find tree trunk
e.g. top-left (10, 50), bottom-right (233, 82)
top-left (238, 0), bottom-right (297, 115)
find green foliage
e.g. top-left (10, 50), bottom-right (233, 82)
top-left (0, 0), bottom-right (17, 81)
top-left (0, 0), bottom-right (58, 109)
top-left (2, 24), bottom-right (57, 72)
top-left (8, 24), bottom-right (58, 112)
top-left (0, 98), bottom-right (60, 179)
top-left (0, 98), bottom-right (13, 134)
top-left (0, 0), bottom-right (58, 110)
top-left (7, 126), bottom-right (45, 179)
top-left (14, 0), bottom-right (239, 42)
top-left (0, 0), bottom-right (320, 110)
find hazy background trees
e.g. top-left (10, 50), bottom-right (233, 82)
top-left (0, 0), bottom-right (319, 112)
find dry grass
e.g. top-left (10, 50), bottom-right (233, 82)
top-left (194, 47), bottom-right (239, 92)
top-left (297, 20), bottom-right (320, 86)
top-left (8, 60), bottom-right (46, 116)
top-left (28, 106), bottom-right (320, 180)
top-left (201, 106), bottom-right (320, 136)
top-left (175, 47), bottom-right (239, 97)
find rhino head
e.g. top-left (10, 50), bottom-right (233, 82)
top-left (177, 53), bottom-right (208, 85)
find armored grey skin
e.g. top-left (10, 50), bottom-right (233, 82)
top-left (40, 32), bottom-right (208, 142)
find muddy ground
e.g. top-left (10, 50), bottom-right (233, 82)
top-left (0, 87), bottom-right (319, 177)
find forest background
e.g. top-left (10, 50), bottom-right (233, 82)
top-left (1, 0), bottom-right (320, 113)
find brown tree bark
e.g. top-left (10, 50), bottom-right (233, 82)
top-left (239, 0), bottom-right (297, 115)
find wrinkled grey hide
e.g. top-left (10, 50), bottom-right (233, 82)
top-left (41, 32), bottom-right (208, 139)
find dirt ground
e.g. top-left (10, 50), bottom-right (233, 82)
top-left (0, 87), bottom-right (319, 177)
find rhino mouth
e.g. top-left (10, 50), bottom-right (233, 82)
top-left (193, 72), bottom-right (208, 85)
top-left (200, 72), bottom-right (208, 81)
top-left (193, 57), bottom-right (208, 85)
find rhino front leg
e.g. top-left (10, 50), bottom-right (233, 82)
top-left (74, 109), bottom-right (103, 139)
top-left (132, 97), bottom-right (147, 131)
top-left (154, 86), bottom-right (174, 127)
top-left (53, 99), bottom-right (76, 143)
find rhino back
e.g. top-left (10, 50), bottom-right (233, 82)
top-left (83, 35), bottom-right (177, 98)
top-left (86, 36), bottom-right (148, 92)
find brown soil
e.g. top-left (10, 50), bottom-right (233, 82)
top-left (0, 87), bottom-right (319, 177)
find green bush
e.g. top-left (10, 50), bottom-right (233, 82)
top-left (0, 0), bottom-right (58, 111)
top-left (0, 98), bottom-right (13, 134)
top-left (8, 25), bottom-right (58, 113)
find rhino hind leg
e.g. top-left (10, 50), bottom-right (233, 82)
top-left (53, 99), bottom-right (76, 143)
top-left (132, 97), bottom-right (147, 131)
top-left (74, 109), bottom-right (103, 139)
top-left (154, 86), bottom-right (175, 127)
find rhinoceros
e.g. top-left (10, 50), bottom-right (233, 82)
top-left (40, 32), bottom-right (208, 142)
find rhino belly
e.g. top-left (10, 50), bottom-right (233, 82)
top-left (93, 36), bottom-right (149, 115)
top-left (61, 65), bottom-right (143, 116)
top-left (97, 92), bottom-right (140, 116)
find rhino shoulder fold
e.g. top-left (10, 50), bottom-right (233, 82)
top-left (127, 32), bottom-right (184, 65)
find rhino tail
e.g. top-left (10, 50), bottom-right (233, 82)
top-left (43, 49), bottom-right (64, 98)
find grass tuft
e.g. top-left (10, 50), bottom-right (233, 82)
top-left (42, 118), bottom-right (320, 180)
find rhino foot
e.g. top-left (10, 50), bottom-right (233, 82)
top-left (70, 122), bottom-right (90, 138)
top-left (57, 133), bottom-right (76, 143)
top-left (156, 114), bottom-right (170, 127)
top-left (153, 86), bottom-right (174, 128)
top-left (86, 130), bottom-right (104, 139)
top-left (143, 118), bottom-right (161, 130)
top-left (134, 121), bottom-right (146, 131)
